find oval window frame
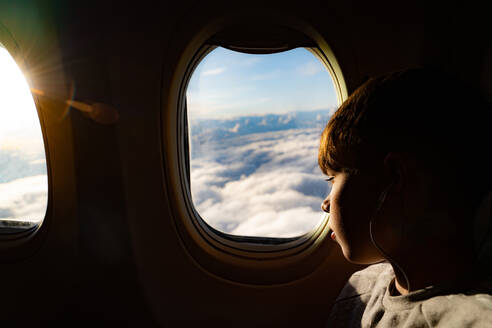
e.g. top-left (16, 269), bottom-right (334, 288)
top-left (0, 22), bottom-right (52, 254)
top-left (162, 14), bottom-right (347, 285)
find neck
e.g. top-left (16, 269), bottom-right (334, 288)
top-left (389, 242), bottom-right (476, 295)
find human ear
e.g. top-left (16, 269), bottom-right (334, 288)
top-left (383, 152), bottom-right (415, 193)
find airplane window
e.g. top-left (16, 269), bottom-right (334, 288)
top-left (0, 43), bottom-right (48, 233)
top-left (186, 47), bottom-right (337, 238)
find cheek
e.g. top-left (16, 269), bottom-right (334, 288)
top-left (331, 183), bottom-right (363, 233)
top-left (329, 189), bottom-right (358, 250)
top-left (330, 180), bottom-right (383, 263)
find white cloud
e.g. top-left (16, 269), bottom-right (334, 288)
top-left (297, 61), bottom-right (323, 76)
top-left (250, 70), bottom-right (280, 81)
top-left (190, 128), bottom-right (330, 238)
top-left (0, 174), bottom-right (48, 222)
top-left (278, 113), bottom-right (294, 125)
top-left (229, 123), bottom-right (240, 133)
top-left (202, 67), bottom-right (225, 76)
top-left (239, 56), bottom-right (262, 67)
top-left (30, 158), bottom-right (46, 165)
top-left (232, 207), bottom-right (324, 237)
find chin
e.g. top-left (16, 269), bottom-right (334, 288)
top-left (342, 247), bottom-right (383, 265)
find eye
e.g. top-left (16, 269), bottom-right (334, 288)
top-left (325, 176), bottom-right (334, 183)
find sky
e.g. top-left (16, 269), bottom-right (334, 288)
top-left (187, 47), bottom-right (338, 237)
top-left (187, 47), bottom-right (338, 119)
top-left (0, 44), bottom-right (48, 224)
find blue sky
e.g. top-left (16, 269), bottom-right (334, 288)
top-left (186, 47), bottom-right (338, 119)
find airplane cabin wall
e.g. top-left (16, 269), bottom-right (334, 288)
top-left (0, 0), bottom-right (490, 326)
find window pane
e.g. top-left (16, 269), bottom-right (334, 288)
top-left (186, 47), bottom-right (336, 238)
top-left (0, 44), bottom-right (48, 233)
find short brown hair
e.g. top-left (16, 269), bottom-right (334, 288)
top-left (319, 68), bottom-right (491, 208)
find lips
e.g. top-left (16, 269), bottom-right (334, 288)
top-left (327, 224), bottom-right (336, 241)
top-left (327, 223), bottom-right (336, 241)
top-left (324, 212), bottom-right (336, 241)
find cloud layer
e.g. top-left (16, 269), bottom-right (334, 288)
top-left (0, 174), bottom-right (48, 222)
top-left (190, 127), bottom-right (331, 238)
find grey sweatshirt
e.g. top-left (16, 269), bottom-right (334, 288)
top-left (326, 262), bottom-right (492, 327)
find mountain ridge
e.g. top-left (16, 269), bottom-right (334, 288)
top-left (189, 109), bottom-right (332, 141)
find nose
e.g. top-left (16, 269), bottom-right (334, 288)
top-left (321, 194), bottom-right (330, 213)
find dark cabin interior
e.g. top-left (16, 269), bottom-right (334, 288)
top-left (0, 1), bottom-right (490, 326)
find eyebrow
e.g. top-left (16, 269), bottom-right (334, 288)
top-left (324, 168), bottom-right (336, 176)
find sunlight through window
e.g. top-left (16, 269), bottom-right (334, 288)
top-left (186, 47), bottom-right (337, 238)
top-left (0, 43), bottom-right (48, 233)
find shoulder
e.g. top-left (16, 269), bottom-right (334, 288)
top-left (336, 261), bottom-right (393, 301)
top-left (326, 262), bottom-right (394, 328)
top-left (421, 293), bottom-right (492, 326)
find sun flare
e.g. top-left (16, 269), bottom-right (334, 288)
top-left (0, 45), bottom-right (43, 145)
